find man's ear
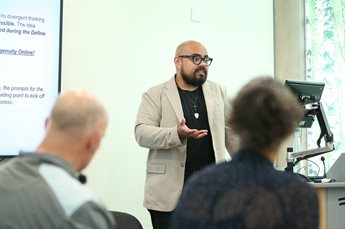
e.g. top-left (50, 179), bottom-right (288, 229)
top-left (174, 56), bottom-right (181, 67)
top-left (85, 131), bottom-right (101, 154)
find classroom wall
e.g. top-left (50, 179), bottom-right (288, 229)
top-left (61, 0), bottom-right (274, 227)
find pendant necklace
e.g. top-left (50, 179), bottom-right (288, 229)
top-left (191, 90), bottom-right (200, 119)
top-left (181, 87), bottom-right (200, 119)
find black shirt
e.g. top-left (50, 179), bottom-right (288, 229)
top-left (177, 86), bottom-right (215, 182)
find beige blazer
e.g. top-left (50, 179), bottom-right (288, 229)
top-left (135, 76), bottom-right (237, 211)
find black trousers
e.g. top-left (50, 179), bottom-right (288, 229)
top-left (148, 209), bottom-right (173, 229)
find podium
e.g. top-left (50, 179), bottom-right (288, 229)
top-left (314, 182), bottom-right (345, 229)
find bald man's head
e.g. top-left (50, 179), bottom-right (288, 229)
top-left (49, 89), bottom-right (108, 139)
top-left (175, 40), bottom-right (207, 56)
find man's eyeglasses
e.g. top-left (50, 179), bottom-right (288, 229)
top-left (178, 54), bottom-right (213, 66)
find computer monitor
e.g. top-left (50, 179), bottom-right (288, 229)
top-left (283, 80), bottom-right (334, 164)
top-left (284, 80), bottom-right (325, 128)
top-left (284, 80), bottom-right (325, 105)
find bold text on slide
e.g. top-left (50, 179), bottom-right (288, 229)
top-left (0, 13), bottom-right (46, 36)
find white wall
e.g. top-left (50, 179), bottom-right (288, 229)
top-left (62, 0), bottom-right (274, 228)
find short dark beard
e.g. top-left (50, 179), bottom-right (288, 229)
top-left (181, 67), bottom-right (207, 86)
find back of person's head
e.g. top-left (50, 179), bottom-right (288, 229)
top-left (229, 77), bottom-right (303, 151)
top-left (41, 89), bottom-right (108, 171)
top-left (50, 89), bottom-right (107, 137)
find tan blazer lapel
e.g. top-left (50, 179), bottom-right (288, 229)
top-left (165, 77), bottom-right (184, 121)
top-left (203, 82), bottom-right (217, 128)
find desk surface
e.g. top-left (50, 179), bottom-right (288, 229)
top-left (312, 182), bottom-right (345, 188)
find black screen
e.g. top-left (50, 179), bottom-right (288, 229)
top-left (285, 80), bottom-right (325, 128)
top-left (284, 80), bottom-right (325, 104)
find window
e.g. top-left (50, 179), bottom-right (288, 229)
top-left (305, 0), bottom-right (345, 176)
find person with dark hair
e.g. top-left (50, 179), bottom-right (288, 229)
top-left (0, 89), bottom-right (116, 229)
top-left (170, 77), bottom-right (319, 229)
top-left (134, 40), bottom-right (238, 229)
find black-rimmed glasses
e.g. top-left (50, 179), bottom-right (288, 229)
top-left (178, 54), bottom-right (213, 66)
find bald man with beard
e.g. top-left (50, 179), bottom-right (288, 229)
top-left (135, 40), bottom-right (238, 229)
top-left (0, 89), bottom-right (116, 229)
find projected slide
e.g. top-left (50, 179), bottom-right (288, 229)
top-left (0, 0), bottom-right (62, 156)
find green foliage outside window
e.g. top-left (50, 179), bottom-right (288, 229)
top-left (305, 0), bottom-right (345, 175)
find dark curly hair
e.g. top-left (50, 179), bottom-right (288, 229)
top-left (229, 77), bottom-right (303, 150)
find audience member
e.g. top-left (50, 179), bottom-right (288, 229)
top-left (0, 89), bottom-right (116, 229)
top-left (171, 77), bottom-right (319, 229)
